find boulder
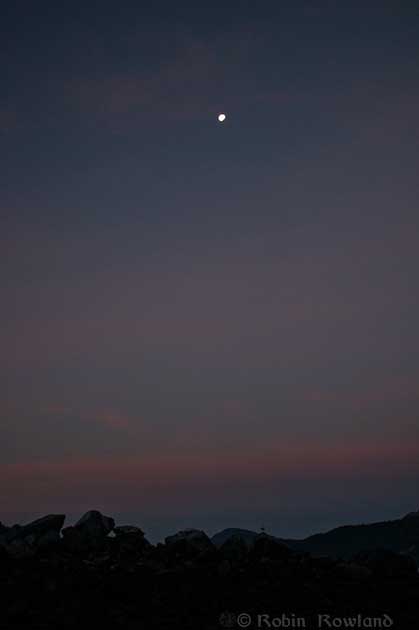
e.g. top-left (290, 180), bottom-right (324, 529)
top-left (405, 544), bottom-right (419, 566)
top-left (113, 525), bottom-right (151, 555)
top-left (219, 534), bottom-right (249, 565)
top-left (4, 537), bottom-right (33, 558)
top-left (164, 529), bottom-right (214, 562)
top-left (250, 533), bottom-right (292, 562)
top-left (165, 529), bottom-right (213, 551)
top-left (0, 543), bottom-right (10, 564)
top-left (333, 561), bottom-right (373, 581)
top-left (0, 515), bottom-right (65, 557)
top-left (0, 524), bottom-right (22, 545)
top-left (75, 510), bottom-right (114, 537)
top-left (353, 548), bottom-right (418, 578)
top-left (62, 510), bottom-right (114, 552)
top-left (114, 525), bottom-right (145, 537)
top-left (61, 526), bottom-right (83, 550)
top-left (21, 514), bottom-right (65, 543)
top-left (212, 528), bottom-right (259, 548)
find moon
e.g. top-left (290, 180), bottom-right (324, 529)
top-left (218, 113), bottom-right (226, 122)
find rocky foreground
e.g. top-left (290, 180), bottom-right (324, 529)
top-left (1, 511), bottom-right (419, 629)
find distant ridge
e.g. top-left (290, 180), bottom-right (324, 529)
top-left (211, 510), bottom-right (419, 564)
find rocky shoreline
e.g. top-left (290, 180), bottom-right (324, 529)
top-left (1, 511), bottom-right (419, 628)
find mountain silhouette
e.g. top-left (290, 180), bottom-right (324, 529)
top-left (211, 510), bottom-right (419, 564)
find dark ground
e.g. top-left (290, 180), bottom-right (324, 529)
top-left (1, 512), bottom-right (419, 629)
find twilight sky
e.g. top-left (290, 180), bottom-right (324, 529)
top-left (2, 1), bottom-right (419, 541)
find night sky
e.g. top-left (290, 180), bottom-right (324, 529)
top-left (2, 1), bottom-right (419, 541)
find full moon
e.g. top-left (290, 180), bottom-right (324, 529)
top-left (218, 113), bottom-right (226, 122)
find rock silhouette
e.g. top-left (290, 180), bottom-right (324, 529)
top-left (1, 509), bottom-right (419, 628)
top-left (165, 529), bottom-right (214, 555)
top-left (0, 514), bottom-right (65, 557)
top-left (61, 510), bottom-right (114, 552)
